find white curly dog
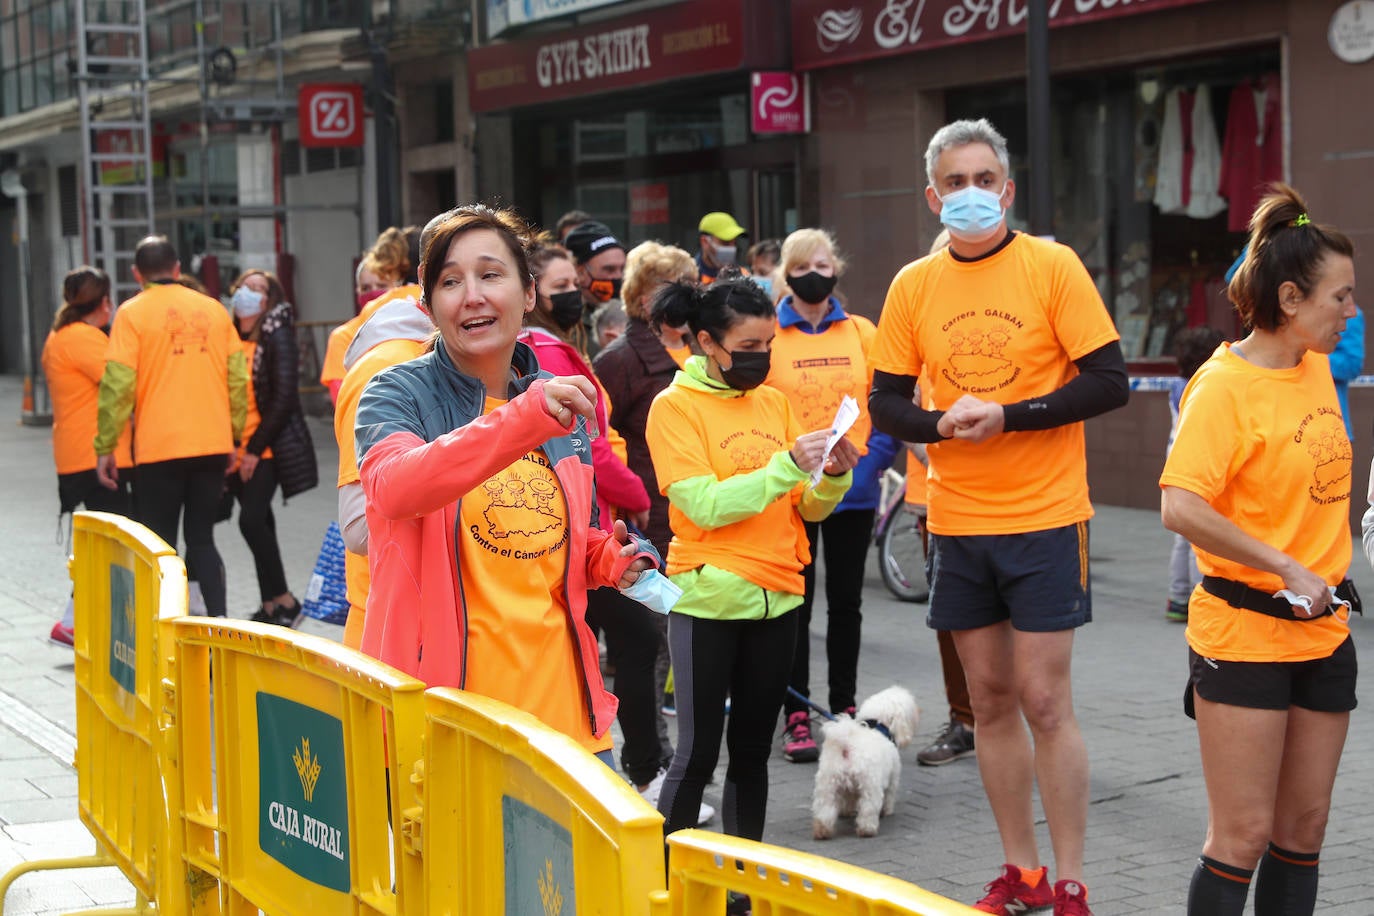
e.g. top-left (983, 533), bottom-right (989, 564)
top-left (810, 686), bottom-right (919, 839)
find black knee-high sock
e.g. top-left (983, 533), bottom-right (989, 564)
top-left (1187, 855), bottom-right (1253, 916)
top-left (1254, 843), bottom-right (1319, 916)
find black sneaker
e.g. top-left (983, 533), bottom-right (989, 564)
top-left (251, 600), bottom-right (304, 629)
top-left (1166, 599), bottom-right (1188, 623)
top-left (916, 718), bottom-right (975, 766)
top-left (725, 890), bottom-right (751, 915)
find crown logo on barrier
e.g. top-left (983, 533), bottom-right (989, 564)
top-left (293, 737), bottom-right (321, 803)
top-left (538, 859), bottom-right (564, 915)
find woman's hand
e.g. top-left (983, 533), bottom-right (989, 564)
top-left (1278, 558), bottom-right (1333, 618)
top-left (789, 429), bottom-right (832, 473)
top-left (238, 452), bottom-right (260, 482)
top-left (823, 437), bottom-right (860, 476)
top-left (543, 375), bottom-right (600, 436)
top-left (612, 518), bottom-right (654, 588)
top-left (225, 452), bottom-right (240, 477)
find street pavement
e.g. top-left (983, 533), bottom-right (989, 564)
top-left (1, 372), bottom-right (1372, 914)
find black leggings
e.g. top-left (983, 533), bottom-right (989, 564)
top-left (234, 457), bottom-right (289, 603)
top-left (658, 610), bottom-right (797, 842)
top-left (786, 508), bottom-right (875, 715)
top-left (585, 587), bottom-right (670, 786)
top-left (135, 455), bottom-right (228, 616)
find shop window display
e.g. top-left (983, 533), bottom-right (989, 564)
top-left (947, 49), bottom-right (1282, 363)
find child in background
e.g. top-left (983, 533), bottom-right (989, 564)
top-left (1165, 327), bottom-right (1227, 622)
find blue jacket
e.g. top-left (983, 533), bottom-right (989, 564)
top-left (835, 429), bottom-right (901, 512)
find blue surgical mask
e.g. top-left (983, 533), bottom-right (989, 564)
top-left (231, 286), bottom-right (265, 318)
top-left (753, 275), bottom-right (773, 298)
top-left (936, 184), bottom-right (1008, 242)
top-left (621, 568), bottom-right (683, 615)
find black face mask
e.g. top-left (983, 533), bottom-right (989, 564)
top-left (788, 271), bottom-right (837, 305)
top-left (587, 277), bottom-right (622, 303)
top-left (547, 290), bottom-right (584, 331)
top-left (719, 349), bottom-right (771, 391)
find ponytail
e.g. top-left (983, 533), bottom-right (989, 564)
top-left (1228, 183), bottom-right (1354, 331)
top-left (650, 277), bottom-right (774, 343)
top-left (52, 266), bottom-right (110, 331)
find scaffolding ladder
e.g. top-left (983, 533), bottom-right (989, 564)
top-left (75, 0), bottom-right (156, 305)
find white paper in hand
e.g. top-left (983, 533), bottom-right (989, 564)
top-left (811, 395), bottom-right (860, 487)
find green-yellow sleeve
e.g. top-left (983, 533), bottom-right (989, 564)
top-left (94, 360), bottom-right (136, 456)
top-left (227, 348), bottom-right (248, 443)
top-left (665, 449), bottom-right (808, 531)
top-left (799, 470), bottom-right (852, 523)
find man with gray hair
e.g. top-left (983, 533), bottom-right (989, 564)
top-left (868, 118), bottom-right (1128, 916)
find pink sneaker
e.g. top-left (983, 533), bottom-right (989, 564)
top-left (781, 710), bottom-right (818, 763)
top-left (49, 622), bottom-right (74, 648)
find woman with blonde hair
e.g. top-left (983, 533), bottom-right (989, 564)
top-left (766, 227), bottom-right (886, 763)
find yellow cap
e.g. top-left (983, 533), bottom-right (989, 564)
top-left (697, 211), bottom-right (747, 242)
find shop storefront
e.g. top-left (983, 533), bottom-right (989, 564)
top-left (467, 0), bottom-right (796, 248)
top-left (790, 0), bottom-right (1374, 507)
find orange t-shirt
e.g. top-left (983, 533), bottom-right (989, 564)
top-left (459, 397), bottom-right (610, 754)
top-left (766, 313), bottom-right (875, 452)
top-left (334, 336), bottom-right (428, 648)
top-left (870, 233), bottom-right (1119, 535)
top-left (646, 380), bottom-right (809, 594)
top-left (43, 323), bottom-right (133, 473)
top-left (319, 284), bottom-right (421, 388)
top-left (237, 340), bottom-right (272, 460)
top-left (1160, 345), bottom-right (1352, 663)
top-left (104, 282), bottom-right (239, 464)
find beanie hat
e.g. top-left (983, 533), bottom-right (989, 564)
top-left (564, 221), bottom-right (624, 265)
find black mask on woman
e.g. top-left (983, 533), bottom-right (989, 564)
top-left (547, 290), bottom-right (584, 331)
top-left (719, 349), bottom-right (771, 391)
top-left (788, 271), bottom-right (838, 305)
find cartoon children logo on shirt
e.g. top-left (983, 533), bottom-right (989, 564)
top-left (467, 452), bottom-right (569, 560)
top-left (720, 428), bottom-right (787, 474)
top-left (939, 309), bottom-right (1022, 393)
top-left (788, 361), bottom-right (857, 432)
top-left (166, 308), bottom-right (212, 355)
top-left (1295, 408), bottom-right (1352, 505)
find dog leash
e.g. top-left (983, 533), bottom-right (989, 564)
top-left (786, 687), bottom-right (838, 722)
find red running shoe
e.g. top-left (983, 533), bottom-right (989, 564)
top-left (49, 622), bottom-right (74, 648)
top-left (974, 864), bottom-right (1053, 914)
top-left (1053, 879), bottom-right (1091, 916)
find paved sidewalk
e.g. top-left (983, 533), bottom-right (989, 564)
top-left (0, 374), bottom-right (1371, 914)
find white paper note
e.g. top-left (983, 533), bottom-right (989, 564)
top-left (811, 395), bottom-right (860, 487)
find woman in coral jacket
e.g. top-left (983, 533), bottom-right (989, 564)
top-left (354, 204), bottom-right (657, 757)
top-left (41, 266), bottom-right (134, 645)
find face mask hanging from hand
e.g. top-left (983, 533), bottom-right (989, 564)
top-left (936, 183), bottom-right (1008, 243)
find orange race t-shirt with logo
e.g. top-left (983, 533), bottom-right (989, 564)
top-left (646, 381), bottom-right (809, 594)
top-left (766, 312), bottom-right (875, 453)
top-left (43, 323), bottom-right (133, 473)
top-left (105, 283), bottom-right (239, 465)
top-left (870, 233), bottom-right (1119, 536)
top-left (458, 397), bottom-right (610, 754)
top-left (1160, 345), bottom-right (1352, 663)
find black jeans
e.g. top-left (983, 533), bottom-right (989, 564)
top-left (135, 454), bottom-right (228, 616)
top-left (585, 587), bottom-right (669, 786)
top-left (785, 507), bottom-right (876, 715)
top-left (658, 610), bottom-right (797, 842)
top-left (233, 457), bottom-right (289, 603)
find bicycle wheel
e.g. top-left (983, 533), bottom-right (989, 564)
top-left (879, 507), bottom-right (929, 603)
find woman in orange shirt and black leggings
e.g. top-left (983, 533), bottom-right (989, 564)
top-left (1162, 184), bottom-right (1358, 916)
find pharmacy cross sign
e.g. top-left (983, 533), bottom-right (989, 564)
top-left (298, 84), bottom-right (365, 148)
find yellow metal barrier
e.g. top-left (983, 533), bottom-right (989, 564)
top-left (0, 510), bottom-right (186, 916)
top-left (665, 829), bottom-right (982, 916)
top-left (160, 617), bottom-right (426, 916)
top-left (419, 688), bottom-right (668, 915)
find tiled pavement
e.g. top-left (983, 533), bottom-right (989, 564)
top-left (1, 374), bottom-right (1372, 914)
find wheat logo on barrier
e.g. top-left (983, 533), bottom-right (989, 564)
top-left (293, 738), bottom-right (321, 803)
top-left (538, 859), bottom-right (564, 915)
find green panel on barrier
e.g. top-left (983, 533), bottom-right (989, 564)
top-left (502, 795), bottom-right (573, 916)
top-left (256, 692), bottom-right (351, 892)
top-left (108, 563), bottom-right (136, 695)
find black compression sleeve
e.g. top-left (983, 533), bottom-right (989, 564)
top-left (868, 370), bottom-right (948, 443)
top-left (1001, 340), bottom-right (1129, 432)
